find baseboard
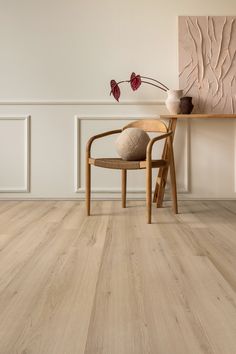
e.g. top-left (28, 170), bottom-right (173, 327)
top-left (0, 196), bottom-right (235, 201)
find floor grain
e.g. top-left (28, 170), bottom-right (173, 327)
top-left (0, 200), bottom-right (236, 354)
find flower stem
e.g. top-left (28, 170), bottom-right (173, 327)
top-left (117, 80), bottom-right (130, 85)
top-left (141, 76), bottom-right (169, 90)
top-left (110, 78), bottom-right (168, 96)
top-left (141, 80), bottom-right (167, 92)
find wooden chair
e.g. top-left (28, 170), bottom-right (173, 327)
top-left (86, 119), bottom-right (178, 224)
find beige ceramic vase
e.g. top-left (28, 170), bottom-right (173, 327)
top-left (165, 89), bottom-right (183, 114)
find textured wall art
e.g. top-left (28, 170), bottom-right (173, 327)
top-left (179, 16), bottom-right (236, 113)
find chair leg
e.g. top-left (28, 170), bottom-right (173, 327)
top-left (146, 164), bottom-right (152, 224)
top-left (122, 169), bottom-right (127, 208)
top-left (86, 159), bottom-right (91, 216)
top-left (169, 138), bottom-right (178, 214)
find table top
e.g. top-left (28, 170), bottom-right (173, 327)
top-left (160, 114), bottom-right (236, 119)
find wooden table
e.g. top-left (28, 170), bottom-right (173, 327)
top-left (154, 114), bottom-right (236, 207)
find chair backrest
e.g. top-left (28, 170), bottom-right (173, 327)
top-left (123, 119), bottom-right (167, 133)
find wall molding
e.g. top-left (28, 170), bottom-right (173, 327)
top-left (74, 115), bottom-right (190, 197)
top-left (0, 116), bottom-right (30, 193)
top-left (181, 119), bottom-right (190, 193)
top-left (0, 100), bottom-right (165, 106)
top-left (235, 119), bottom-right (236, 193)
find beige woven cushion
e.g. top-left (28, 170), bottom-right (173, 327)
top-left (115, 128), bottom-right (150, 161)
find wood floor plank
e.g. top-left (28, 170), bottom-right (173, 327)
top-left (85, 203), bottom-right (210, 354)
top-left (0, 201), bottom-right (57, 251)
top-left (0, 201), bottom-right (112, 354)
top-left (0, 200), bottom-right (235, 354)
top-left (176, 201), bottom-right (236, 292)
top-left (128, 206), bottom-right (215, 354)
top-left (173, 255), bottom-right (236, 354)
top-left (85, 202), bottom-right (152, 354)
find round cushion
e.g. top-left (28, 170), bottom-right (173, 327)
top-left (115, 128), bottom-right (150, 161)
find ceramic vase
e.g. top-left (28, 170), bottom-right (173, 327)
top-left (165, 89), bottom-right (183, 114)
top-left (180, 96), bottom-right (194, 114)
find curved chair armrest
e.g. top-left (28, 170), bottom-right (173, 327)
top-left (146, 131), bottom-right (173, 158)
top-left (86, 129), bottom-right (122, 157)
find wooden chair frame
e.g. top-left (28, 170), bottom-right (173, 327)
top-left (86, 119), bottom-right (178, 224)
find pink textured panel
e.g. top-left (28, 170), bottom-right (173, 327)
top-left (179, 16), bottom-right (236, 113)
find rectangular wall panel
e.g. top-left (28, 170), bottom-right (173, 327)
top-left (0, 116), bottom-right (30, 192)
top-left (74, 115), bottom-right (190, 198)
top-left (190, 118), bottom-right (235, 197)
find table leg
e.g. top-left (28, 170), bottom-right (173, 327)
top-left (153, 118), bottom-right (177, 207)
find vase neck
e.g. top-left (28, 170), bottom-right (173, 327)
top-left (167, 89), bottom-right (183, 99)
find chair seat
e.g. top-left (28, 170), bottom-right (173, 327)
top-left (89, 157), bottom-right (168, 170)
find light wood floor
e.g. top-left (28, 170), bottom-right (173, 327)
top-left (0, 200), bottom-right (236, 354)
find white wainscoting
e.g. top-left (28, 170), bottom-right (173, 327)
top-left (189, 118), bottom-right (236, 198)
top-left (0, 102), bottom-right (235, 200)
top-left (0, 115), bottom-right (30, 193)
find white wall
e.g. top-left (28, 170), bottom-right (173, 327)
top-left (0, 0), bottom-right (236, 199)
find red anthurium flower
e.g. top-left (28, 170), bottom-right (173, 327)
top-left (109, 73), bottom-right (168, 102)
top-left (130, 72), bottom-right (141, 91)
top-left (110, 80), bottom-right (121, 102)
